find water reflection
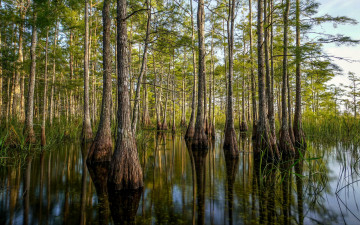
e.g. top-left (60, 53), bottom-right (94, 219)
top-left (0, 133), bottom-right (360, 224)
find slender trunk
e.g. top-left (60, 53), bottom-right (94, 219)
top-left (153, 55), bottom-right (161, 130)
top-left (108, 0), bottom-right (143, 190)
top-left (13, 11), bottom-right (25, 118)
top-left (82, 0), bottom-right (93, 142)
top-left (162, 63), bottom-right (170, 130)
top-left (293, 0), bottom-right (306, 149)
top-left (224, 0), bottom-right (238, 156)
top-left (269, 0), bottom-right (276, 137)
top-left (185, 0), bottom-right (197, 140)
top-left (181, 49), bottom-right (187, 127)
top-left (131, 0), bottom-right (151, 133)
top-left (87, 0), bottom-right (113, 163)
top-left (172, 54), bottom-right (176, 133)
top-left (240, 33), bottom-right (248, 132)
top-left (192, 0), bottom-right (208, 148)
top-left (24, 8), bottom-right (37, 143)
top-left (279, 0), bottom-right (295, 156)
top-left (41, 30), bottom-right (49, 146)
top-left (249, 0), bottom-right (257, 129)
top-left (255, 0), bottom-right (279, 160)
top-left (50, 22), bottom-right (58, 126)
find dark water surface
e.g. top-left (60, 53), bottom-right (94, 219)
top-left (1, 132), bottom-right (360, 224)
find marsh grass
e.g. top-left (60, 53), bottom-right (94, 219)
top-left (0, 116), bottom-right (83, 166)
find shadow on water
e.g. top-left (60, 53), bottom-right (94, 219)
top-left (1, 132), bottom-right (360, 224)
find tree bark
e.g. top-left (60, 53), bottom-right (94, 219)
top-left (12, 6), bottom-right (26, 119)
top-left (269, 0), bottom-right (276, 138)
top-left (41, 30), bottom-right (49, 146)
top-left (185, 0), bottom-right (197, 140)
top-left (108, 0), bottom-right (143, 191)
top-left (223, 0), bottom-right (239, 157)
top-left (279, 0), bottom-right (295, 157)
top-left (87, 0), bottom-right (112, 163)
top-left (293, 0), bottom-right (306, 149)
top-left (49, 22), bottom-right (58, 126)
top-left (240, 35), bottom-right (248, 132)
top-left (255, 0), bottom-right (279, 160)
top-left (192, 0), bottom-right (208, 149)
top-left (24, 6), bottom-right (37, 143)
top-left (249, 0), bottom-right (257, 131)
top-left (131, 0), bottom-right (151, 133)
top-left (82, 0), bottom-right (93, 142)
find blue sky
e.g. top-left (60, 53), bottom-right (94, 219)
top-left (314, 0), bottom-right (360, 86)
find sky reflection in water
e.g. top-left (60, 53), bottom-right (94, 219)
top-left (0, 132), bottom-right (359, 224)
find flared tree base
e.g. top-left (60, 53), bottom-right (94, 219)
top-left (185, 124), bottom-right (195, 140)
top-left (108, 139), bottom-right (143, 191)
top-left (255, 125), bottom-right (279, 161)
top-left (223, 127), bottom-right (239, 157)
top-left (87, 135), bottom-right (112, 164)
top-left (192, 128), bottom-right (208, 150)
top-left (279, 128), bottom-right (296, 158)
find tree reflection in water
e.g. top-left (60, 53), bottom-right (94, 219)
top-left (1, 133), bottom-right (360, 224)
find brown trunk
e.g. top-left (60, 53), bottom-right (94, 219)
top-left (240, 31), bottom-right (248, 132)
top-left (192, 0), bottom-right (208, 149)
top-left (293, 0), bottom-right (306, 149)
top-left (13, 7), bottom-right (26, 119)
top-left (185, 0), bottom-right (197, 140)
top-left (108, 0), bottom-right (143, 191)
top-left (269, 0), bottom-right (276, 138)
top-left (24, 8), bottom-right (37, 144)
top-left (181, 49), bottom-right (187, 127)
top-left (153, 55), bottom-right (162, 130)
top-left (50, 22), bottom-right (58, 126)
top-left (255, 0), bottom-right (279, 160)
top-left (82, 0), bottom-right (93, 142)
top-left (224, 0), bottom-right (238, 157)
top-left (279, 0), bottom-right (295, 157)
top-left (87, 0), bottom-right (112, 163)
top-left (172, 53), bottom-right (176, 133)
top-left (142, 79), bottom-right (151, 127)
top-left (162, 63), bottom-right (170, 130)
top-left (131, 0), bottom-right (151, 133)
top-left (249, 0), bottom-right (257, 129)
top-left (41, 30), bottom-right (49, 146)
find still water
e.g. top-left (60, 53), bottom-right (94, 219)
top-left (0, 132), bottom-right (359, 224)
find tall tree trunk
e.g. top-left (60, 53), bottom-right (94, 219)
top-left (293, 0), bottom-right (306, 149)
top-left (255, 0), bottom-right (279, 160)
top-left (131, 0), bottom-right (151, 133)
top-left (249, 0), bottom-right (257, 131)
top-left (41, 30), bottom-right (49, 146)
top-left (279, 0), bottom-right (295, 156)
top-left (82, 0), bottom-right (93, 142)
top-left (192, 0), bottom-right (208, 149)
top-left (264, 0), bottom-right (277, 144)
top-left (181, 49), bottom-right (187, 127)
top-left (269, 0), bottom-right (276, 138)
top-left (69, 31), bottom-right (74, 120)
top-left (24, 6), bottom-right (37, 143)
top-left (162, 63), bottom-right (170, 130)
top-left (185, 0), bottom-right (197, 140)
top-left (240, 35), bottom-right (248, 132)
top-left (13, 8), bottom-right (25, 118)
top-left (87, 0), bottom-right (112, 163)
top-left (142, 73), bottom-right (151, 127)
top-left (50, 22), bottom-right (58, 126)
top-left (153, 55), bottom-right (162, 130)
top-left (172, 55), bottom-right (176, 133)
top-left (223, 0), bottom-right (238, 156)
top-left (108, 0), bottom-right (143, 190)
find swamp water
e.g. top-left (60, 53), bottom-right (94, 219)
top-left (0, 132), bottom-right (359, 224)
